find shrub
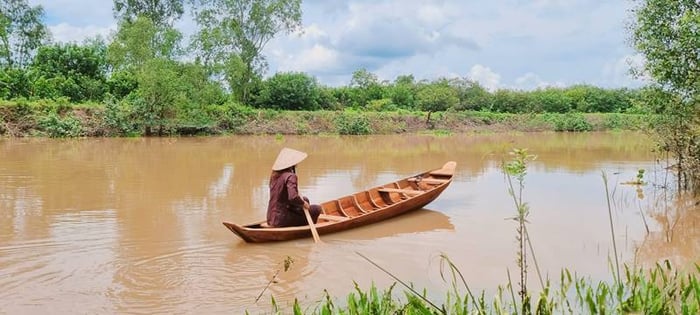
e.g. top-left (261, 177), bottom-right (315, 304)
top-left (256, 72), bottom-right (320, 110)
top-left (335, 111), bottom-right (373, 135)
top-left (554, 113), bottom-right (592, 132)
top-left (38, 112), bottom-right (84, 137)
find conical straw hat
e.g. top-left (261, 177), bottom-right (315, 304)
top-left (272, 148), bottom-right (308, 171)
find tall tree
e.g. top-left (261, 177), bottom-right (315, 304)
top-left (416, 80), bottom-right (459, 127)
top-left (0, 0), bottom-right (50, 68)
top-left (348, 68), bottom-right (383, 108)
top-left (107, 16), bottom-right (182, 70)
top-left (113, 0), bottom-right (185, 26)
top-left (630, 0), bottom-right (700, 191)
top-left (107, 16), bottom-right (184, 135)
top-left (192, 0), bottom-right (302, 103)
top-left (631, 0), bottom-right (700, 99)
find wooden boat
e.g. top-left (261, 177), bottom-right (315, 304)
top-left (222, 161), bottom-right (457, 243)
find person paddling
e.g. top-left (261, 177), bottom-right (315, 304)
top-left (266, 148), bottom-right (322, 227)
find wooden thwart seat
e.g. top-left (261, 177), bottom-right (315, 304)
top-left (378, 188), bottom-right (424, 196)
top-left (319, 214), bottom-right (349, 222)
top-left (407, 178), bottom-right (448, 184)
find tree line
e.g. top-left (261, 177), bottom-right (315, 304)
top-left (2, 1), bottom-right (645, 112)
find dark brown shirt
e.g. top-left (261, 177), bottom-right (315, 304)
top-left (266, 171), bottom-right (305, 227)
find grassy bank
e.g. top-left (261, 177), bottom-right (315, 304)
top-left (0, 100), bottom-right (649, 137)
top-left (278, 261), bottom-right (700, 314)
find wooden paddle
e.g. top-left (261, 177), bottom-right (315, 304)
top-left (303, 203), bottom-right (321, 243)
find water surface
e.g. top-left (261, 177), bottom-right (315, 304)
top-left (1, 132), bottom-right (697, 313)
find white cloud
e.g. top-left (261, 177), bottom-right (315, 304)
top-left (515, 73), bottom-right (566, 90)
top-left (31, 0), bottom-right (114, 26)
top-left (468, 65), bottom-right (501, 91)
top-left (30, 0), bottom-right (645, 89)
top-left (49, 23), bottom-right (115, 43)
top-left (602, 53), bottom-right (648, 86)
top-left (275, 44), bottom-right (340, 74)
top-left (299, 24), bottom-right (328, 41)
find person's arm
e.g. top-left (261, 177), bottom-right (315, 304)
top-left (285, 174), bottom-right (306, 212)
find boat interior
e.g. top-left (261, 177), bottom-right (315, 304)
top-left (316, 165), bottom-right (454, 223)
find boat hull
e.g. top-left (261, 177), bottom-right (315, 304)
top-left (223, 161), bottom-right (456, 243)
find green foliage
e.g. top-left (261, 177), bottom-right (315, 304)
top-left (630, 1), bottom-right (700, 192)
top-left (211, 102), bottom-right (256, 132)
top-left (345, 282), bottom-right (397, 314)
top-left (107, 16), bottom-right (182, 71)
top-left (256, 72), bottom-right (320, 110)
top-left (631, 0), bottom-right (700, 99)
top-left (491, 89), bottom-right (532, 113)
top-left (640, 86), bottom-right (700, 191)
top-left (132, 58), bottom-right (184, 135)
top-left (103, 96), bottom-right (135, 136)
top-left (177, 61), bottom-right (226, 106)
top-left (530, 88), bottom-right (572, 113)
top-left (291, 262), bottom-right (700, 314)
top-left (367, 98), bottom-right (396, 111)
top-left (0, 0), bottom-right (50, 69)
top-left (316, 86), bottom-right (341, 110)
top-left (552, 113), bottom-right (592, 132)
top-left (0, 67), bottom-right (30, 99)
top-left (387, 75), bottom-right (416, 109)
top-left (348, 68), bottom-right (384, 108)
top-left (28, 41), bottom-right (108, 102)
top-left (106, 70), bottom-right (138, 99)
top-left (329, 86), bottom-right (355, 109)
top-left (334, 111), bottom-right (373, 135)
top-left (416, 81), bottom-right (459, 113)
top-left (38, 112), bottom-right (84, 137)
top-left (503, 148), bottom-right (539, 309)
top-left (449, 77), bottom-right (491, 111)
top-left (112, 0), bottom-right (184, 26)
top-left (192, 0), bottom-right (302, 104)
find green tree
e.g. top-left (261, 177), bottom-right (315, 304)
top-left (192, 0), bottom-right (302, 104)
top-left (256, 71), bottom-right (320, 110)
top-left (107, 16), bottom-right (184, 135)
top-left (348, 68), bottom-right (384, 108)
top-left (631, 0), bottom-right (699, 100)
top-left (29, 41), bottom-right (108, 102)
top-left (529, 88), bottom-right (572, 113)
top-left (630, 0), bottom-right (700, 191)
top-left (113, 0), bottom-right (184, 26)
top-left (0, 0), bottom-right (50, 69)
top-left (134, 58), bottom-right (184, 135)
top-left (491, 89), bottom-right (533, 113)
top-left (177, 61), bottom-right (226, 107)
top-left (106, 69), bottom-right (138, 99)
top-left (416, 80), bottom-right (459, 126)
top-left (387, 74), bottom-right (416, 109)
top-left (107, 16), bottom-right (182, 71)
top-left (0, 67), bottom-right (28, 99)
top-left (449, 77), bottom-right (491, 111)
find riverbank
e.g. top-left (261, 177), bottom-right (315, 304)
top-left (0, 101), bottom-right (649, 137)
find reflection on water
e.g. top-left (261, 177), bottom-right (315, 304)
top-left (0, 132), bottom-right (697, 313)
top-left (633, 192), bottom-right (700, 270)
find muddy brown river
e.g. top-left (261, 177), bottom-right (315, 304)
top-left (1, 132), bottom-right (698, 313)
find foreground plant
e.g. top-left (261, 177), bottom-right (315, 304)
top-left (503, 148), bottom-right (542, 313)
top-left (278, 262), bottom-right (700, 315)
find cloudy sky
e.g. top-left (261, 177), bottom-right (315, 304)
top-left (29, 0), bottom-right (645, 90)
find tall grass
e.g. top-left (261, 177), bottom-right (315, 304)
top-left (285, 262), bottom-right (700, 314)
